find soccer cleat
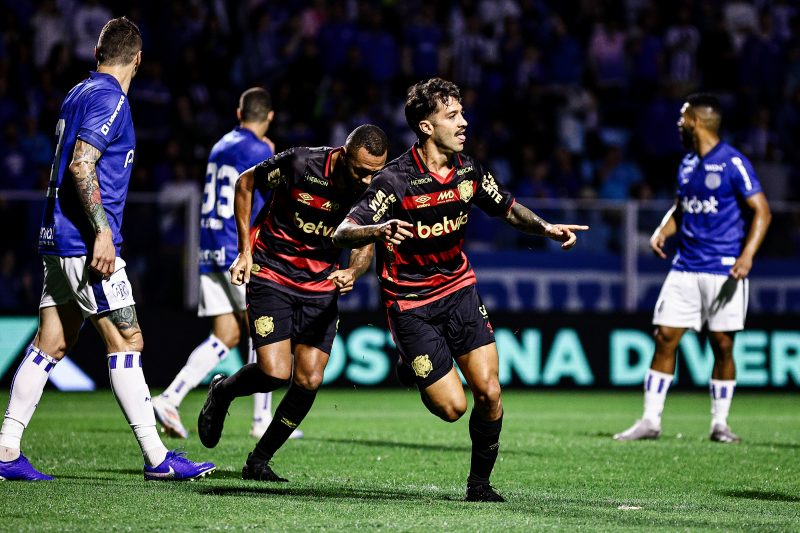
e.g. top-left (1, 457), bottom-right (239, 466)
top-left (710, 423), bottom-right (741, 443)
top-left (152, 395), bottom-right (189, 439)
top-left (197, 374), bottom-right (230, 449)
top-left (242, 454), bottom-right (288, 482)
top-left (613, 418), bottom-right (661, 441)
top-left (0, 454), bottom-right (53, 481)
top-left (465, 483), bottom-right (505, 502)
top-left (249, 422), bottom-right (304, 439)
top-left (143, 450), bottom-right (215, 481)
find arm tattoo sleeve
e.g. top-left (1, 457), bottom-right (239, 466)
top-left (504, 202), bottom-right (549, 236)
top-left (347, 245), bottom-right (373, 277)
top-left (69, 140), bottom-right (110, 234)
top-left (107, 306), bottom-right (139, 332)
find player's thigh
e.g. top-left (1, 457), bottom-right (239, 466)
top-left (653, 270), bottom-right (703, 331)
top-left (211, 312), bottom-right (243, 348)
top-left (91, 305), bottom-right (143, 354)
top-left (292, 292), bottom-right (338, 355)
top-left (292, 344), bottom-right (330, 390)
top-left (387, 304), bottom-right (452, 389)
top-left (35, 302), bottom-right (85, 359)
top-left (456, 343), bottom-right (502, 412)
top-left (247, 279), bottom-right (294, 350)
top-left (420, 366), bottom-right (468, 422)
top-left (254, 339), bottom-right (293, 380)
top-left (703, 274), bottom-right (747, 332)
top-left (40, 255), bottom-right (136, 320)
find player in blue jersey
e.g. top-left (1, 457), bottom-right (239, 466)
top-left (151, 88), bottom-right (301, 440)
top-left (615, 93), bottom-right (772, 444)
top-left (0, 17), bottom-right (214, 481)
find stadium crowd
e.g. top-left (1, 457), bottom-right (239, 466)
top-left (0, 0), bottom-right (798, 309)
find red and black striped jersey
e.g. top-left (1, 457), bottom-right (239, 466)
top-left (251, 146), bottom-right (361, 295)
top-left (345, 145), bottom-right (515, 310)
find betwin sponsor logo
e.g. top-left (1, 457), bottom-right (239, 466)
top-left (416, 211), bottom-right (469, 238)
top-left (293, 212), bottom-right (335, 237)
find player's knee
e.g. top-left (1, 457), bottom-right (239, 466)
top-left (293, 371), bottom-right (324, 391)
top-left (654, 326), bottom-right (680, 349)
top-left (120, 328), bottom-right (144, 353)
top-left (216, 329), bottom-right (240, 349)
top-left (473, 380), bottom-right (501, 410)
top-left (711, 334), bottom-right (734, 358)
top-left (438, 399), bottom-right (468, 422)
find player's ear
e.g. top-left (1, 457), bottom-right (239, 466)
top-left (236, 108), bottom-right (242, 122)
top-left (266, 110), bottom-right (274, 124)
top-left (419, 120), bottom-right (433, 136)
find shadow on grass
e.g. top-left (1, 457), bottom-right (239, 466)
top-left (721, 490), bottom-right (800, 502)
top-left (311, 437), bottom-right (539, 456)
top-left (748, 441), bottom-right (800, 450)
top-left (194, 484), bottom-right (457, 501)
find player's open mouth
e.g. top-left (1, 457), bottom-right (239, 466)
top-left (456, 133), bottom-right (466, 142)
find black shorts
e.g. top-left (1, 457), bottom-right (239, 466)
top-left (247, 279), bottom-right (338, 354)
top-left (386, 285), bottom-right (495, 389)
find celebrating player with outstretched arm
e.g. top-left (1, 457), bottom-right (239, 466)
top-left (333, 77), bottom-right (588, 502)
top-left (197, 124), bottom-right (387, 482)
top-left (0, 17), bottom-right (214, 481)
top-left (614, 93), bottom-right (771, 443)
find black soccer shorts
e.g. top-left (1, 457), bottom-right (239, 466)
top-left (386, 285), bottom-right (496, 389)
top-left (247, 278), bottom-right (338, 354)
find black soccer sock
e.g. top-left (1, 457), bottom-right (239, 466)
top-left (218, 363), bottom-right (288, 402)
top-left (250, 383), bottom-right (318, 463)
top-left (467, 409), bottom-right (503, 487)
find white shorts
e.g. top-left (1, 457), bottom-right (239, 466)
top-left (40, 255), bottom-right (136, 319)
top-left (652, 270), bottom-right (748, 332)
top-left (198, 272), bottom-right (246, 317)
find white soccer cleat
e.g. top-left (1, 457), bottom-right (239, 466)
top-left (152, 395), bottom-right (189, 439)
top-left (613, 418), bottom-right (661, 441)
top-left (249, 422), bottom-right (304, 439)
top-left (710, 423), bottom-right (741, 443)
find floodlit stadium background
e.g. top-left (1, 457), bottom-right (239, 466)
top-left (0, 1), bottom-right (798, 390)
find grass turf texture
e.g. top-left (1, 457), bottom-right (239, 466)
top-left (1, 390), bottom-right (798, 531)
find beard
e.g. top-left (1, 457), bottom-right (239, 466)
top-left (680, 127), bottom-right (696, 151)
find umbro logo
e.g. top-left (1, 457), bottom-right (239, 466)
top-left (298, 193), bottom-right (314, 205)
top-left (415, 195), bottom-right (431, 207)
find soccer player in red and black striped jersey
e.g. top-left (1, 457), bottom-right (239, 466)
top-left (333, 78), bottom-right (588, 502)
top-left (198, 125), bottom-right (388, 482)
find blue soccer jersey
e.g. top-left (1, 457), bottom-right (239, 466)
top-left (672, 142), bottom-right (763, 275)
top-left (199, 127), bottom-right (273, 274)
top-left (39, 71), bottom-right (136, 256)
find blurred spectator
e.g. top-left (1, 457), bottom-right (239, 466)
top-left (72, 0), bottom-right (113, 65)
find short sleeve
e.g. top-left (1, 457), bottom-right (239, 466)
top-left (346, 171), bottom-right (404, 226)
top-left (473, 163), bottom-right (515, 217)
top-left (253, 146), bottom-right (305, 188)
top-left (728, 154), bottom-right (762, 198)
top-left (76, 90), bottom-right (128, 153)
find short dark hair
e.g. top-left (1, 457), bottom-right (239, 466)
top-left (405, 78), bottom-right (462, 139)
top-left (95, 17), bottom-right (142, 66)
top-left (345, 124), bottom-right (388, 157)
top-left (686, 93), bottom-right (722, 132)
top-left (239, 87), bottom-right (272, 122)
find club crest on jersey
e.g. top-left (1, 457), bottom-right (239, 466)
top-left (458, 180), bottom-right (474, 202)
top-left (251, 264), bottom-right (261, 273)
top-left (705, 173), bottom-right (721, 190)
top-left (254, 316), bottom-right (274, 337)
top-left (411, 354), bottom-right (433, 378)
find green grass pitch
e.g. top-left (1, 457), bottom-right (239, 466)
top-left (1, 389), bottom-right (798, 531)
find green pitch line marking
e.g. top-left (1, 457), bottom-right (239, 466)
top-left (0, 316), bottom-right (38, 380)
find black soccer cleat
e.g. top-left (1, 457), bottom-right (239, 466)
top-left (242, 454), bottom-right (288, 482)
top-left (197, 374), bottom-right (230, 449)
top-left (395, 358), bottom-right (416, 387)
top-left (465, 483), bottom-right (505, 502)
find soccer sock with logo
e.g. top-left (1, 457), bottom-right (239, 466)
top-left (107, 352), bottom-right (168, 467)
top-left (218, 363), bottom-right (288, 402)
top-left (161, 334), bottom-right (229, 407)
top-left (467, 409), bottom-right (503, 487)
top-left (642, 369), bottom-right (674, 425)
top-left (248, 341), bottom-right (273, 427)
top-left (709, 379), bottom-right (736, 427)
top-left (249, 384), bottom-right (317, 463)
top-left (0, 344), bottom-right (58, 460)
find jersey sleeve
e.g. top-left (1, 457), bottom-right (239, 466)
top-left (252, 146), bottom-right (305, 189)
top-left (345, 170), bottom-right (404, 226)
top-left (728, 154), bottom-right (763, 198)
top-left (473, 163), bottom-right (515, 217)
top-left (76, 89), bottom-right (128, 153)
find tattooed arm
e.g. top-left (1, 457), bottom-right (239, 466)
top-left (69, 139), bottom-right (115, 276)
top-left (333, 218), bottom-right (414, 249)
top-left (503, 202), bottom-right (589, 250)
top-left (328, 244), bottom-right (374, 295)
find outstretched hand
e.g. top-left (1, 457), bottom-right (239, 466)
top-left (545, 224), bottom-right (589, 250)
top-left (377, 219), bottom-right (414, 245)
top-left (229, 252), bottom-right (253, 286)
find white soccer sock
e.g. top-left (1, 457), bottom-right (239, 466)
top-left (107, 352), bottom-right (168, 466)
top-left (248, 339), bottom-right (272, 427)
top-left (642, 369), bottom-right (674, 426)
top-left (0, 344), bottom-right (58, 458)
top-left (710, 379), bottom-right (736, 427)
top-left (161, 334), bottom-right (229, 407)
